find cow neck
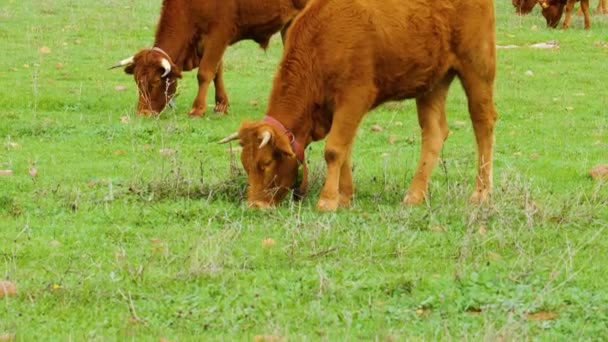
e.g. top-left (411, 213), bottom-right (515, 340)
top-left (263, 116), bottom-right (305, 164)
top-left (152, 0), bottom-right (192, 66)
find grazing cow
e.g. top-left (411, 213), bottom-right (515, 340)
top-left (111, 0), bottom-right (309, 116)
top-left (539, 0), bottom-right (592, 28)
top-left (220, 0), bottom-right (498, 211)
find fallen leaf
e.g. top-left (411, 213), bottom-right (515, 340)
top-left (29, 167), bottom-right (38, 177)
top-left (478, 225), bottom-right (487, 236)
top-left (39, 46), bottom-right (51, 54)
top-left (0, 333), bottom-right (15, 341)
top-left (0, 281), bottom-right (17, 298)
top-left (527, 311), bottom-right (558, 321)
top-left (487, 252), bottom-right (502, 261)
top-left (388, 135), bottom-right (397, 145)
top-left (589, 164), bottom-right (608, 180)
top-left (115, 85), bottom-right (127, 92)
top-left (0, 170), bottom-right (13, 177)
top-left (430, 225), bottom-right (446, 233)
top-left (262, 238), bottom-right (276, 248)
top-left (56, 63), bottom-right (64, 69)
top-left (529, 153), bottom-right (540, 160)
top-left (565, 106), bottom-right (574, 111)
top-left (6, 142), bottom-right (19, 149)
top-left (371, 124), bottom-right (384, 132)
top-left (159, 148), bottom-right (177, 156)
top-left (113, 149), bottom-right (127, 156)
top-left (120, 116), bottom-right (130, 124)
top-left (250, 100), bottom-right (258, 107)
top-left (453, 120), bottom-right (467, 128)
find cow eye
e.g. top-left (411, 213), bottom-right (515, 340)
top-left (259, 160), bottom-right (273, 171)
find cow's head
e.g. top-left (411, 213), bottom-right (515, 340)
top-left (512, 0), bottom-right (538, 15)
top-left (111, 49), bottom-right (182, 116)
top-left (220, 121), bottom-right (306, 208)
top-left (538, 0), bottom-right (566, 28)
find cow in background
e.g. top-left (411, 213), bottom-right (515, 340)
top-left (112, 0), bottom-right (309, 116)
top-left (221, 0), bottom-right (498, 211)
top-left (539, 0), bottom-right (593, 28)
top-left (514, 0), bottom-right (607, 28)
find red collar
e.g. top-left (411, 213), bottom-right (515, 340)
top-left (263, 116), bottom-right (305, 163)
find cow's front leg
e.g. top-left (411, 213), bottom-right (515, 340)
top-left (189, 34), bottom-right (229, 117)
top-left (562, 0), bottom-right (576, 29)
top-left (317, 88), bottom-right (372, 212)
top-left (213, 60), bottom-right (229, 114)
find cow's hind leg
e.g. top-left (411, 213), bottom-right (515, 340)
top-left (190, 33), bottom-right (230, 117)
top-left (317, 87), bottom-right (374, 212)
top-left (459, 69), bottom-right (498, 204)
top-left (404, 74), bottom-right (454, 205)
top-left (581, 0), bottom-right (591, 28)
top-left (213, 60), bottom-right (229, 113)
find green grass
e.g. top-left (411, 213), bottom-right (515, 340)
top-left (1, 0), bottom-right (607, 339)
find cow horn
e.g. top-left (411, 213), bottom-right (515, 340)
top-left (218, 132), bottom-right (240, 144)
top-left (109, 56), bottom-right (135, 69)
top-left (259, 131), bottom-right (272, 149)
top-left (160, 58), bottom-right (171, 78)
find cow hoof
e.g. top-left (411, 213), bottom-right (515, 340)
top-left (469, 190), bottom-right (490, 205)
top-left (247, 201), bottom-right (273, 209)
top-left (316, 198), bottom-right (339, 212)
top-left (403, 192), bottom-right (424, 205)
top-left (339, 194), bottom-right (352, 208)
top-left (188, 108), bottom-right (206, 117)
top-left (214, 102), bottom-right (229, 114)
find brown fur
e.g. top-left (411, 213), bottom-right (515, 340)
top-left (233, 0), bottom-right (498, 210)
top-left (118, 0), bottom-right (309, 116)
top-left (513, 0), bottom-right (540, 14)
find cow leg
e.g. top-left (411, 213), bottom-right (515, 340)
top-left (562, 0), bottom-right (576, 29)
top-left (599, 0), bottom-right (608, 14)
top-left (404, 75), bottom-right (453, 205)
top-left (581, 0), bottom-right (591, 28)
top-left (189, 34), bottom-right (229, 117)
top-left (213, 60), bottom-right (229, 114)
top-left (459, 72), bottom-right (498, 205)
top-left (317, 88), bottom-right (373, 212)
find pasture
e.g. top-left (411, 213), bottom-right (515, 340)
top-left (1, 0), bottom-right (607, 339)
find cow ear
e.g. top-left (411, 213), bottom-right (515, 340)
top-left (273, 133), bottom-right (296, 159)
top-left (124, 64), bottom-right (135, 75)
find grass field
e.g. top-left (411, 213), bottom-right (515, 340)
top-left (1, 0), bottom-right (607, 339)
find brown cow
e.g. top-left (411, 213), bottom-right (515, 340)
top-left (221, 0), bottom-right (498, 211)
top-left (111, 0), bottom-right (308, 116)
top-left (539, 0), bottom-right (599, 28)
